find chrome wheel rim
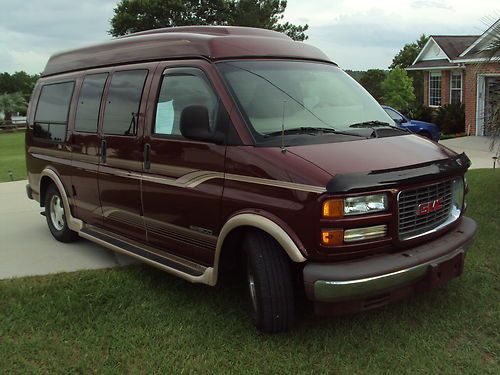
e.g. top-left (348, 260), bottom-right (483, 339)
top-left (50, 195), bottom-right (65, 231)
top-left (247, 267), bottom-right (258, 314)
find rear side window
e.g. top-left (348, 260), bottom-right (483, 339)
top-left (155, 68), bottom-right (218, 136)
top-left (34, 81), bottom-right (75, 142)
top-left (75, 73), bottom-right (108, 133)
top-left (102, 70), bottom-right (148, 136)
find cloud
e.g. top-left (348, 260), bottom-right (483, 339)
top-left (0, 0), bottom-right (116, 73)
top-left (0, 0), bottom-right (498, 73)
top-left (410, 0), bottom-right (453, 10)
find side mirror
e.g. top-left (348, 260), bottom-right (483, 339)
top-left (180, 105), bottom-right (223, 143)
top-left (394, 118), bottom-right (405, 125)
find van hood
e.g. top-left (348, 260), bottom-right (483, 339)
top-left (287, 135), bottom-right (468, 193)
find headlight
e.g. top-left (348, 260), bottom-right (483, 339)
top-left (451, 177), bottom-right (464, 216)
top-left (323, 194), bottom-right (388, 218)
top-left (344, 194), bottom-right (388, 215)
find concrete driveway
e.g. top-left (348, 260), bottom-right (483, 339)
top-left (0, 180), bottom-right (136, 280)
top-left (440, 136), bottom-right (499, 169)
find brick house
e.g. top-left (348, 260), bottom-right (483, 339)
top-left (407, 19), bottom-right (500, 136)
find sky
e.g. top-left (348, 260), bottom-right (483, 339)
top-left (0, 0), bottom-right (498, 74)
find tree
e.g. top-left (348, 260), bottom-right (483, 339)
top-left (109, 0), bottom-right (308, 41)
top-left (0, 93), bottom-right (27, 122)
top-left (0, 71), bottom-right (39, 102)
top-left (229, 0), bottom-right (308, 41)
top-left (390, 34), bottom-right (428, 105)
top-left (359, 69), bottom-right (387, 102)
top-left (381, 67), bottom-right (416, 112)
top-left (344, 70), bottom-right (365, 82)
top-left (390, 34), bottom-right (428, 69)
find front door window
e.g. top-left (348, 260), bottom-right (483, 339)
top-left (154, 68), bottom-right (219, 137)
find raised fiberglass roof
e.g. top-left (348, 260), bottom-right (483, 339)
top-left (41, 26), bottom-right (332, 77)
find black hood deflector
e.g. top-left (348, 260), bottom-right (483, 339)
top-left (326, 153), bottom-right (471, 194)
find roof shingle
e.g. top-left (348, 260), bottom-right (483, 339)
top-left (431, 35), bottom-right (478, 59)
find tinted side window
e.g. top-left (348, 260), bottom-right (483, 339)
top-left (34, 81), bottom-right (75, 142)
top-left (155, 68), bottom-right (218, 136)
top-left (102, 70), bottom-right (148, 136)
top-left (75, 73), bottom-right (108, 133)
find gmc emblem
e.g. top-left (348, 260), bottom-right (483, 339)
top-left (417, 198), bottom-right (443, 216)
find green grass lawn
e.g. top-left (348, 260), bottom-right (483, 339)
top-left (0, 171), bottom-right (498, 374)
top-left (0, 131), bottom-right (26, 182)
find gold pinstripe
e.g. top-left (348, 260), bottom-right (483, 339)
top-left (29, 151), bottom-right (326, 194)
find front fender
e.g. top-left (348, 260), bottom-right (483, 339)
top-left (210, 210), bottom-right (308, 286)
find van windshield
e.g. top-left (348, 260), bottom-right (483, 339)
top-left (217, 60), bottom-right (396, 145)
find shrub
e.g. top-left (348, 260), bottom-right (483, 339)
top-left (434, 103), bottom-right (465, 134)
top-left (408, 104), bottom-right (435, 123)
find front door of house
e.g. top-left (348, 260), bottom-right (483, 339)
top-left (484, 77), bottom-right (500, 136)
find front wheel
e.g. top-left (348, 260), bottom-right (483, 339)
top-left (243, 231), bottom-right (295, 333)
top-left (44, 184), bottom-right (78, 243)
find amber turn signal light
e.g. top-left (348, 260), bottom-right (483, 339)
top-left (321, 229), bottom-right (344, 246)
top-left (322, 199), bottom-right (343, 218)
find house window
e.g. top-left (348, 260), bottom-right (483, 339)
top-left (450, 71), bottom-right (462, 104)
top-left (429, 72), bottom-right (441, 106)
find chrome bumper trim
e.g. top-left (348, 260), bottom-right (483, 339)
top-left (311, 217), bottom-right (477, 302)
top-left (314, 247), bottom-right (467, 302)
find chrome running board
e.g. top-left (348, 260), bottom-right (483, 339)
top-left (80, 225), bottom-right (214, 284)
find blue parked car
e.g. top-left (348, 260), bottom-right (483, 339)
top-left (382, 105), bottom-right (441, 141)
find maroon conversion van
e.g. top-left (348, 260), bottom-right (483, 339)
top-left (25, 26), bottom-right (477, 333)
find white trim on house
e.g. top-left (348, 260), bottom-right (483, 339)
top-left (406, 65), bottom-right (465, 71)
top-left (459, 19), bottom-right (500, 58)
top-left (411, 37), bottom-right (451, 66)
top-left (476, 75), bottom-right (485, 136)
top-left (453, 57), bottom-right (500, 63)
top-left (475, 73), bottom-right (500, 136)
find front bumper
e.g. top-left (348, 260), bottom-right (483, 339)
top-left (303, 216), bottom-right (477, 308)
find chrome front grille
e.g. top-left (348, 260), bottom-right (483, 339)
top-left (398, 180), bottom-right (453, 240)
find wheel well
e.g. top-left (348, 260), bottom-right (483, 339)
top-left (39, 176), bottom-right (55, 207)
top-left (217, 226), bottom-right (295, 281)
top-left (217, 226), bottom-right (249, 278)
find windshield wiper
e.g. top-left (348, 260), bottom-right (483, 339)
top-left (349, 120), bottom-right (410, 133)
top-left (264, 127), bottom-right (367, 138)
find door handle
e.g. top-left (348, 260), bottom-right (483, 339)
top-left (100, 139), bottom-right (107, 164)
top-left (143, 143), bottom-right (151, 171)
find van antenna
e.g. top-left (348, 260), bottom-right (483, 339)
top-left (281, 100), bottom-right (286, 153)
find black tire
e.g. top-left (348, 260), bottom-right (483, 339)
top-left (44, 184), bottom-right (78, 243)
top-left (243, 231), bottom-right (295, 333)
